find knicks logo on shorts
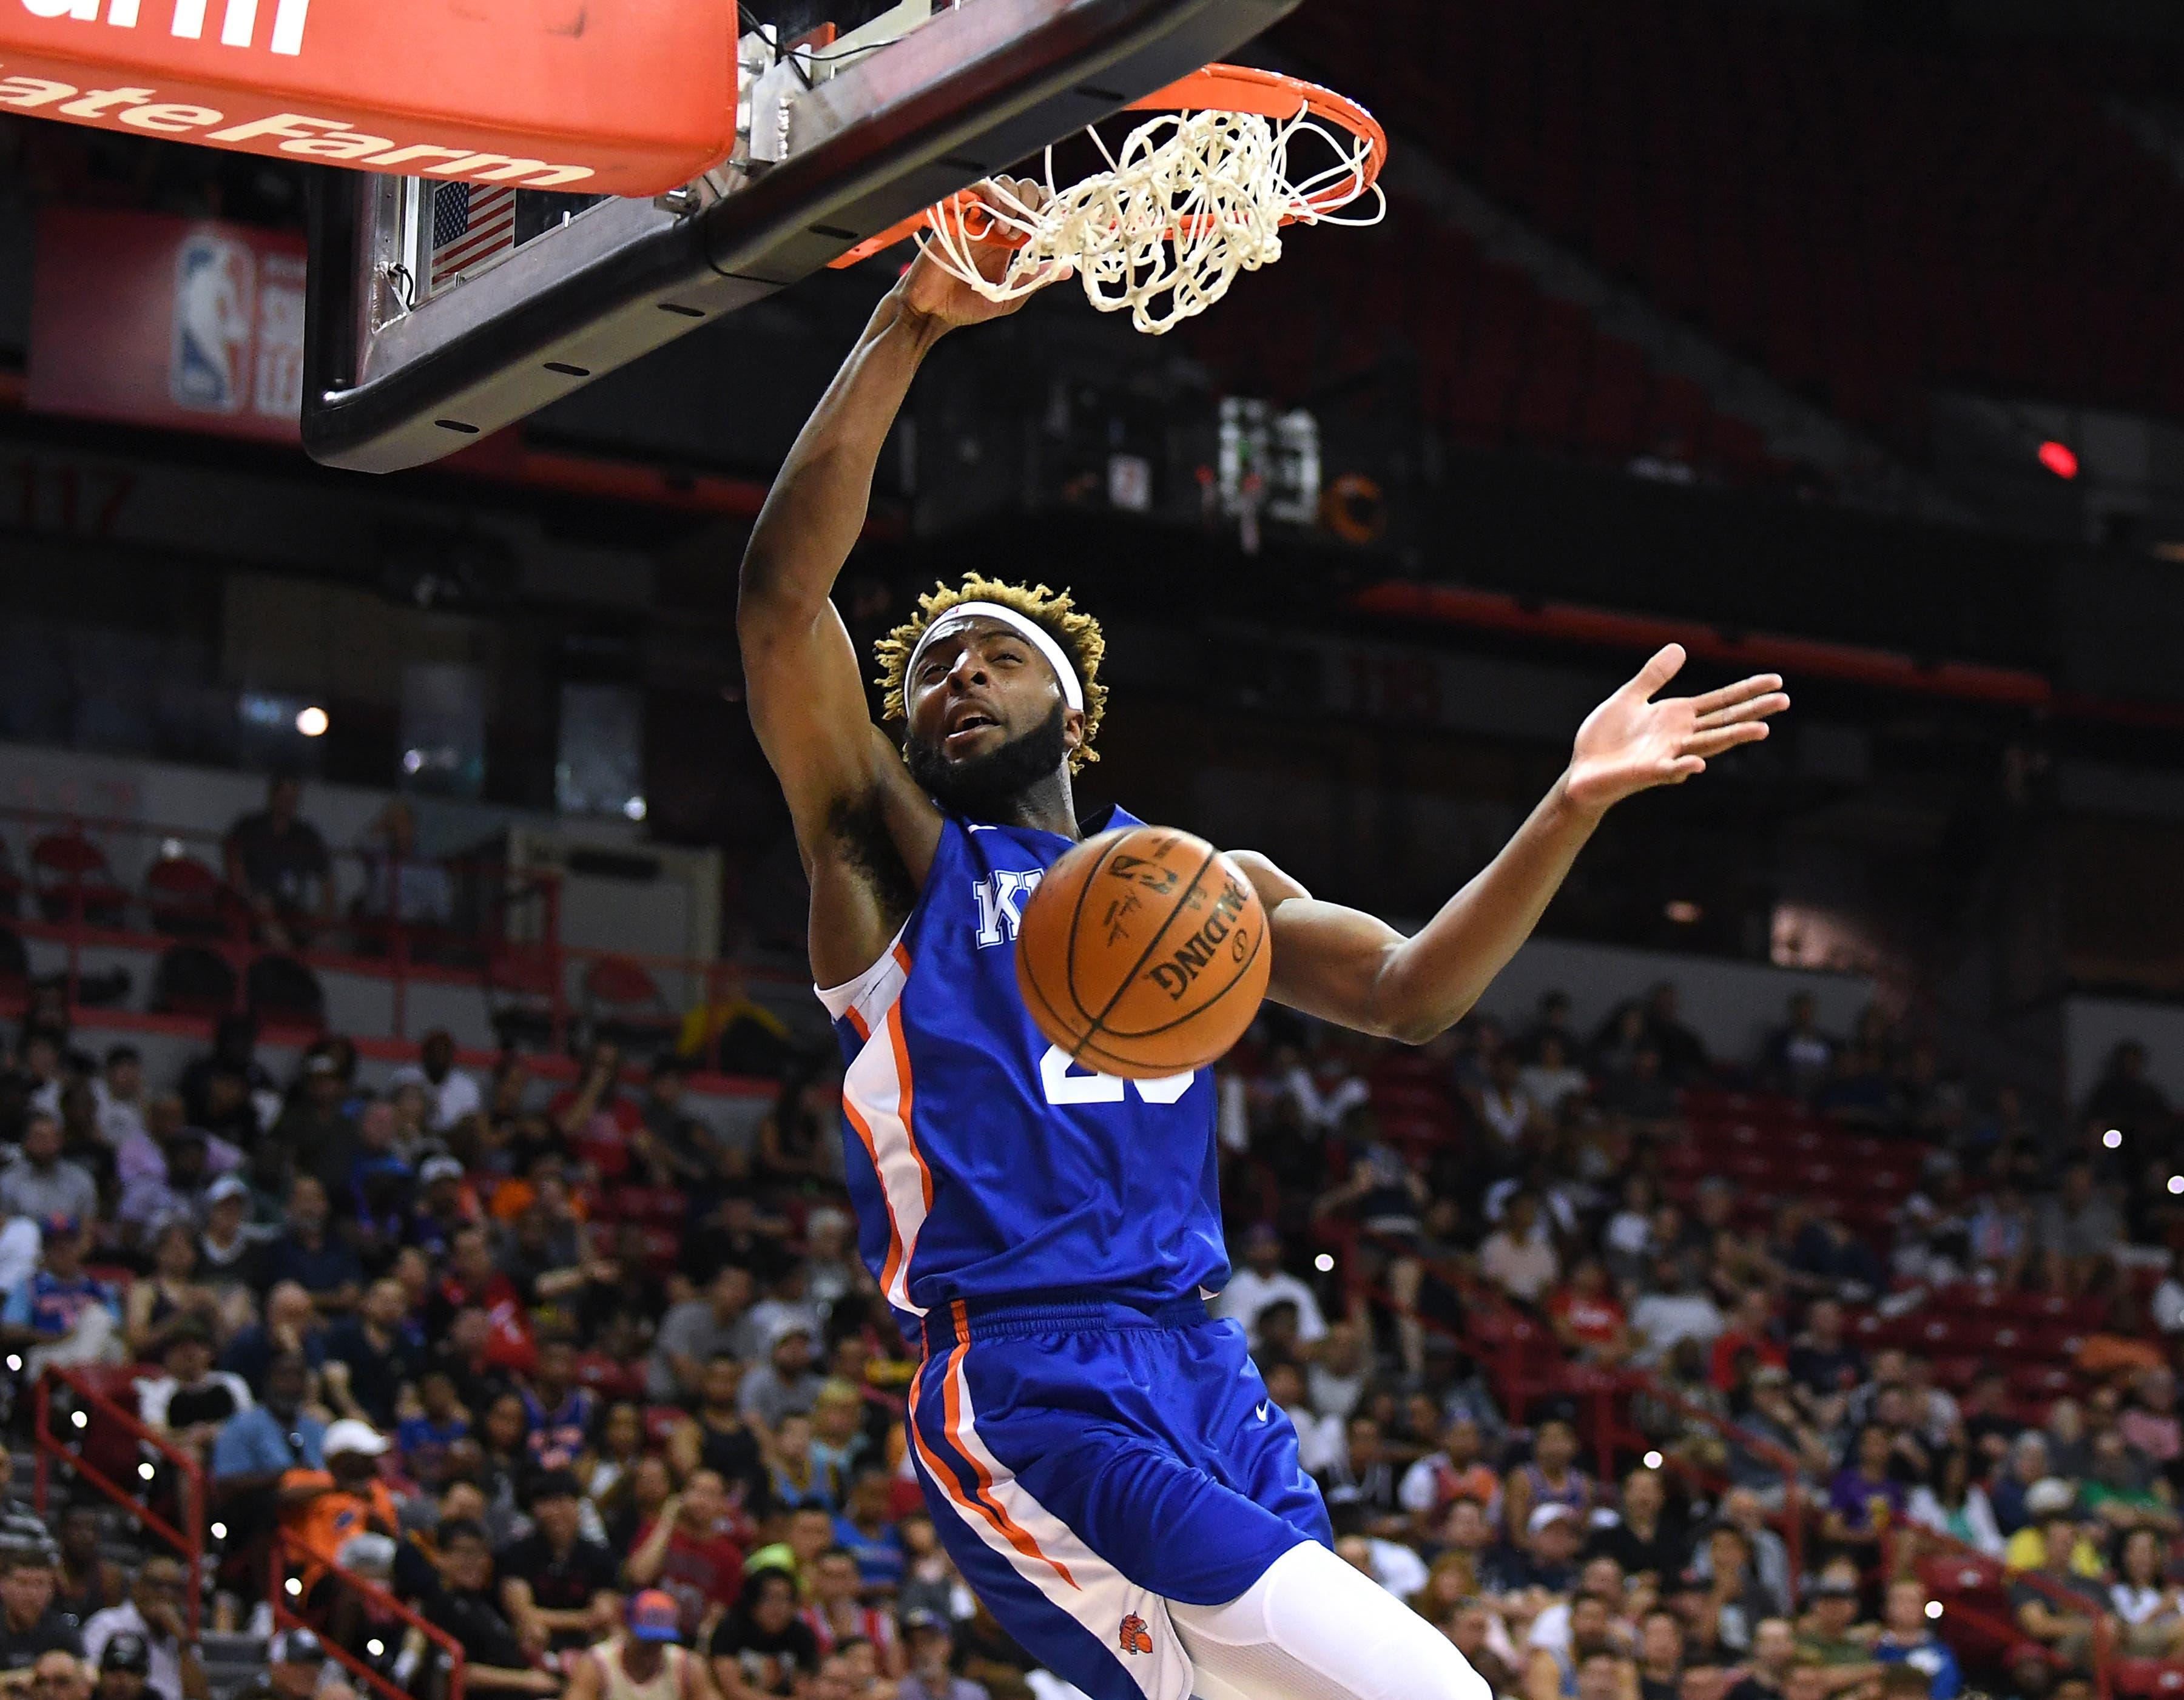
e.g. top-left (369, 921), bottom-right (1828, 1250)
top-left (1117, 1614), bottom-right (1153, 1656)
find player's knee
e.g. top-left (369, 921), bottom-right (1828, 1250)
top-left (1434, 1644), bottom-right (1493, 1700)
top-left (1386, 1604), bottom-right (1489, 1700)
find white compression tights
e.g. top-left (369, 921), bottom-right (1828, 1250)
top-left (1167, 1543), bottom-right (1494, 1700)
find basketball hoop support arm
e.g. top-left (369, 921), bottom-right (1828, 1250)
top-left (302, 0), bottom-right (1301, 474)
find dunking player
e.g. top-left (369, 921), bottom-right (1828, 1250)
top-left (736, 191), bottom-right (1789, 1700)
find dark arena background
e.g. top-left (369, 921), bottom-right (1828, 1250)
top-left (9, 2), bottom-right (2184, 1700)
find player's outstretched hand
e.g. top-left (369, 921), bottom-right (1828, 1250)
top-left (898, 176), bottom-right (1064, 328)
top-left (1562, 643), bottom-right (1789, 817)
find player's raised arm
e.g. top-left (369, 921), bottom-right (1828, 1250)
top-left (735, 183), bottom-right (1052, 844)
top-left (1236, 644), bottom-right (1788, 1043)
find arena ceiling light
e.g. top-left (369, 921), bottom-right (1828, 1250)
top-left (295, 705), bottom-right (329, 737)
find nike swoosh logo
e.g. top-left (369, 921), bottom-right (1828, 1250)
top-left (1255, 1403), bottom-right (1270, 1422)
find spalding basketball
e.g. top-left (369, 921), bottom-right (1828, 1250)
top-left (1014, 825), bottom-right (1272, 1080)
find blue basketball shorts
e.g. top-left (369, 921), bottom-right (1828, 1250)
top-left (908, 1294), bottom-right (1333, 1700)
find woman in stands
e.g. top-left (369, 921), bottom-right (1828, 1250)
top-left (2111, 1527), bottom-right (2184, 1658)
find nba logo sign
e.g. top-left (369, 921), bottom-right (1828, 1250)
top-left (170, 232), bottom-right (257, 414)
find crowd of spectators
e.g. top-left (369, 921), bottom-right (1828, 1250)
top-left (0, 969), bottom-right (2166, 1700)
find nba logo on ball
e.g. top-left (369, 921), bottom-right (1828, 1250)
top-left (170, 232), bottom-right (257, 414)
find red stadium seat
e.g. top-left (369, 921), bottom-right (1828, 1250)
top-left (32, 832), bottom-right (129, 925)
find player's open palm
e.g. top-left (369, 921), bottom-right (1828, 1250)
top-left (1563, 643), bottom-right (1789, 816)
top-left (899, 176), bottom-right (1065, 327)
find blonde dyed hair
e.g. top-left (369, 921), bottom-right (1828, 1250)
top-left (874, 576), bottom-right (1108, 771)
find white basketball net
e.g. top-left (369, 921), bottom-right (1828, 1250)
top-left (918, 104), bottom-right (1385, 335)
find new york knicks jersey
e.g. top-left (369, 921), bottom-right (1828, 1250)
top-left (817, 808), bottom-right (1228, 1332)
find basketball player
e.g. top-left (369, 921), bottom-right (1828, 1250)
top-left (737, 187), bottom-right (1789, 1700)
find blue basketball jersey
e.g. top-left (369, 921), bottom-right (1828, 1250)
top-left (817, 808), bottom-right (1230, 1334)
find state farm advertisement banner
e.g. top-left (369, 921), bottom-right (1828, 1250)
top-left (28, 206), bottom-right (305, 441)
top-left (0, 0), bottom-right (736, 195)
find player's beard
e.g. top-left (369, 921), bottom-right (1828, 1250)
top-left (906, 702), bottom-right (1070, 821)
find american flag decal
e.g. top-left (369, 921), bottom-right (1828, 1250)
top-left (429, 181), bottom-right (517, 289)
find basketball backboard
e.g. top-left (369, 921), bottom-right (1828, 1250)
top-left (300, 0), bottom-right (1301, 474)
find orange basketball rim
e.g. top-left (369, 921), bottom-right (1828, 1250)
top-left (0, 0), bottom-right (740, 194)
top-left (831, 62), bottom-right (1387, 267)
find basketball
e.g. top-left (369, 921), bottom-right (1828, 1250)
top-left (1014, 825), bottom-right (1272, 1080)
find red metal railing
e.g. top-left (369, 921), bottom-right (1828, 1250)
top-left (31, 1365), bottom-right (204, 1638)
top-left (270, 1531), bottom-right (467, 1700)
top-left (1882, 1521), bottom-right (2109, 1700)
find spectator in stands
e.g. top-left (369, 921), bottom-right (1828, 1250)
top-left (115, 1100), bottom-right (235, 1245)
top-left (1600, 1467), bottom-right (1690, 1586)
top-left (650, 1268), bottom-right (757, 1403)
top-left (740, 1324), bottom-right (823, 1433)
top-left (92, 1050), bottom-right (143, 1150)
top-left (629, 1058), bottom-right (726, 1194)
top-left (1642, 983), bottom-right (1707, 1083)
top-left (897, 1611), bottom-right (982, 1700)
top-left (1520, 1030), bottom-right (1589, 1121)
top-left (752, 1071), bottom-right (846, 1195)
top-left (1487, 1502), bottom-right (1586, 1594)
top-left (1793, 1564), bottom-right (1874, 1679)
top-left (230, 1630), bottom-right (328, 1700)
top-left (393, 1031), bottom-right (482, 1137)
top-left (87, 1638), bottom-right (152, 1700)
top-left (399, 1517), bottom-right (557, 1693)
top-left (801, 1548), bottom-right (902, 1676)
top-left (49, 1517), bottom-right (119, 1629)
top-left (1478, 1191), bottom-right (1559, 1305)
top-left (0, 1556), bottom-right (81, 1672)
top-left (1823, 1424), bottom-right (1909, 1563)
top-left (1, 1218), bottom-right (116, 1370)
top-left (356, 799), bottom-right (453, 933)
top-left (1212, 1224), bottom-right (1327, 1346)
top-left (323, 1277), bottom-right (420, 1428)
top-left (1907, 1444), bottom-right (2004, 1558)
top-left (2083, 1041), bottom-right (2169, 1146)
top-left (120, 1223), bottom-right (220, 1361)
top-left (27, 1650), bottom-right (87, 1700)
top-left (678, 965), bottom-right (795, 1083)
top-left (1727, 1618), bottom-right (1796, 1700)
top-left (79, 1561), bottom-right (200, 1700)
top-left (194, 1175), bottom-right (263, 1328)
top-left (2010, 1498), bottom-right (2112, 1667)
top-left (0, 1119), bottom-right (95, 1229)
top-left (223, 777), bottom-right (333, 951)
top-left (136, 1319), bottom-right (249, 1463)
top-left (1872, 1577), bottom-right (1960, 1698)
top-left (2109, 1525), bottom-right (2184, 1656)
top-left (2036, 1163), bottom-right (2122, 1296)
top-left (1765, 994), bottom-right (1836, 1101)
top-left (1548, 1255), bottom-right (1633, 1363)
top-left (551, 1044), bottom-right (643, 1181)
top-left (499, 1470), bottom-right (620, 1655)
top-left (272, 1052), bottom-right (359, 1203)
top-left (625, 1472), bottom-right (747, 1640)
top-left (1477, 1049), bottom-right (1536, 1151)
top-left (708, 1568), bottom-right (817, 1700)
top-left (1503, 1416), bottom-right (1596, 1540)
top-left (211, 1349), bottom-right (324, 1554)
top-left (1631, 1255), bottom-right (1725, 1365)
top-left (263, 1175), bottom-right (360, 1314)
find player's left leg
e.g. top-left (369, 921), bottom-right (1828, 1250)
top-left (1169, 1542), bottom-right (1492, 1700)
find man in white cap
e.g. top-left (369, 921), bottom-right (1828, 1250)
top-left (278, 1420), bottom-right (400, 1607)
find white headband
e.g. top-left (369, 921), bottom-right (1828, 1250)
top-left (903, 600), bottom-right (1084, 712)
